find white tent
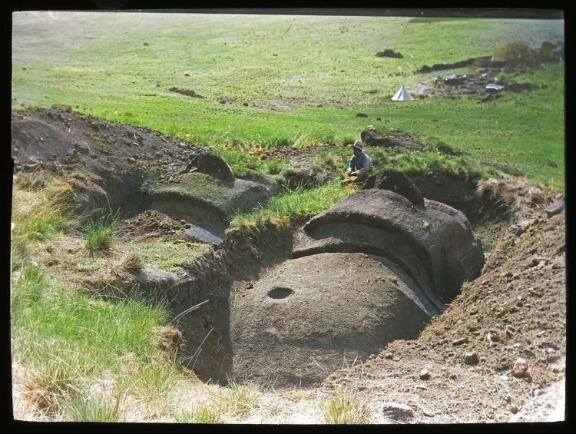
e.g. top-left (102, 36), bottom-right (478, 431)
top-left (391, 84), bottom-right (412, 101)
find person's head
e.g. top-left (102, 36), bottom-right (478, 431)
top-left (351, 140), bottom-right (364, 155)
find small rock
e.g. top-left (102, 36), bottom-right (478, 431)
top-left (529, 256), bottom-right (548, 267)
top-left (451, 337), bottom-right (469, 346)
top-left (512, 357), bottom-right (529, 378)
top-left (544, 199), bottom-right (564, 218)
top-left (510, 405), bottom-right (519, 414)
top-left (419, 368), bottom-right (431, 380)
top-left (246, 283), bottom-right (254, 289)
top-left (464, 352), bottom-right (480, 365)
top-left (381, 402), bottom-right (416, 421)
top-left (514, 219), bottom-right (532, 235)
top-left (384, 353), bottom-right (394, 360)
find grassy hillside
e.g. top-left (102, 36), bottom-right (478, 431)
top-left (12, 12), bottom-right (564, 188)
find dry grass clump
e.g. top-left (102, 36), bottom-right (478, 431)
top-left (476, 176), bottom-right (547, 219)
top-left (155, 326), bottom-right (184, 361)
top-left (23, 364), bottom-right (77, 418)
top-left (80, 252), bottom-right (143, 299)
top-left (175, 406), bottom-right (221, 423)
top-left (322, 391), bottom-right (372, 424)
top-left (12, 174), bottom-right (76, 244)
top-left (221, 380), bottom-right (259, 419)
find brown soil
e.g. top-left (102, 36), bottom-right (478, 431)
top-left (169, 87), bottom-right (206, 99)
top-left (118, 209), bottom-right (188, 242)
top-left (11, 106), bottom-right (203, 213)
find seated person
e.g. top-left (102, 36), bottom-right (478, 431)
top-left (346, 140), bottom-right (372, 180)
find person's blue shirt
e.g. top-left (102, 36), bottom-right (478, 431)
top-left (348, 151), bottom-right (372, 173)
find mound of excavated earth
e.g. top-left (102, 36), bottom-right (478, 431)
top-left (231, 253), bottom-right (431, 387)
top-left (296, 189), bottom-right (484, 304)
top-left (11, 107), bottom-right (278, 237)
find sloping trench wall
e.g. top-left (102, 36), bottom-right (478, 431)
top-left (129, 222), bottom-right (295, 384)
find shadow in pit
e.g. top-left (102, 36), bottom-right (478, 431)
top-left (151, 224), bottom-right (295, 385)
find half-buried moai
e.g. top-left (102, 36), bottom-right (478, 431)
top-left (231, 185), bottom-right (484, 387)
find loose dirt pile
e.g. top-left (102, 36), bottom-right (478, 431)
top-left (360, 127), bottom-right (429, 150)
top-left (118, 209), bottom-right (188, 242)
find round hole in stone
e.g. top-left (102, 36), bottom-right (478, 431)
top-left (267, 287), bottom-right (294, 299)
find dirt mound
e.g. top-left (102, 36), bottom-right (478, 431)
top-left (511, 377), bottom-right (565, 422)
top-left (326, 204), bottom-right (566, 423)
top-left (299, 189), bottom-right (484, 304)
top-left (187, 151), bottom-right (235, 183)
top-left (417, 56), bottom-right (505, 73)
top-left (360, 126), bottom-right (427, 150)
top-left (231, 253), bottom-right (431, 387)
top-left (413, 70), bottom-right (543, 102)
top-left (169, 87), bottom-right (206, 99)
top-left (11, 107), bottom-right (201, 211)
top-left (12, 107), bottom-right (277, 231)
top-left (375, 49), bottom-right (403, 58)
top-left (118, 209), bottom-right (188, 242)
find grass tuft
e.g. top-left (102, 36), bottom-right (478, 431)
top-left (322, 391), bottom-right (372, 424)
top-left (11, 175), bottom-right (77, 269)
top-left (64, 389), bottom-right (123, 422)
top-left (83, 208), bottom-right (121, 252)
top-left (229, 179), bottom-right (353, 231)
top-left (176, 407), bottom-right (221, 423)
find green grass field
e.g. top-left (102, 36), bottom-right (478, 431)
top-left (12, 12), bottom-right (564, 188)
